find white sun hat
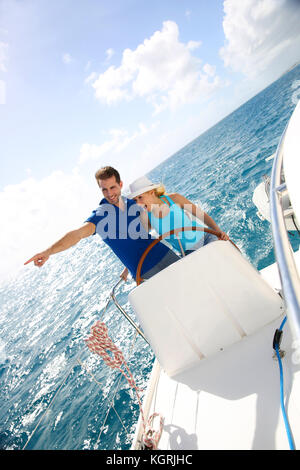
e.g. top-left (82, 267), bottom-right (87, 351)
top-left (128, 176), bottom-right (161, 199)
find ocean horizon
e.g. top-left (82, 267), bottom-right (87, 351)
top-left (1, 64), bottom-right (300, 450)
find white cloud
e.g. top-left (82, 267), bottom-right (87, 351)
top-left (78, 122), bottom-right (158, 165)
top-left (62, 52), bottom-right (73, 64)
top-left (203, 63), bottom-right (216, 77)
top-left (85, 60), bottom-right (92, 71)
top-left (85, 71), bottom-right (97, 84)
top-left (187, 40), bottom-right (202, 51)
top-left (220, 0), bottom-right (300, 79)
top-left (0, 170), bottom-right (98, 282)
top-left (89, 21), bottom-right (221, 113)
top-left (105, 48), bottom-right (115, 61)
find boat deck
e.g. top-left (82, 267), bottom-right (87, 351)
top-left (132, 251), bottom-right (300, 450)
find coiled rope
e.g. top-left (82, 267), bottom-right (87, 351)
top-left (85, 320), bottom-right (163, 449)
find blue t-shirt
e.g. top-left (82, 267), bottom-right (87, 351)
top-left (85, 197), bottom-right (170, 279)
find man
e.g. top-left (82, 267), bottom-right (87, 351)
top-left (24, 166), bottom-right (179, 282)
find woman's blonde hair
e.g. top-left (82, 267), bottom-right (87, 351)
top-left (154, 184), bottom-right (166, 197)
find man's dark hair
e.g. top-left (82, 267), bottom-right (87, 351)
top-left (95, 166), bottom-right (121, 184)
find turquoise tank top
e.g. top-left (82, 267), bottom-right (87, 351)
top-left (148, 195), bottom-right (204, 253)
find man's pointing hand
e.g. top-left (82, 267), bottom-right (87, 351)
top-left (24, 251), bottom-right (50, 268)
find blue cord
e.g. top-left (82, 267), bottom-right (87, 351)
top-left (279, 316), bottom-right (287, 331)
top-left (275, 316), bottom-right (295, 450)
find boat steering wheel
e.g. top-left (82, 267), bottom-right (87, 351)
top-left (136, 227), bottom-right (239, 285)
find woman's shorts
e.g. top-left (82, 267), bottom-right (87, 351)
top-left (184, 231), bottom-right (219, 256)
top-left (142, 249), bottom-right (180, 280)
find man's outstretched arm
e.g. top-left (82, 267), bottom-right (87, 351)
top-left (24, 222), bottom-right (96, 268)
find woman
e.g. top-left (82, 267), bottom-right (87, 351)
top-left (128, 176), bottom-right (229, 257)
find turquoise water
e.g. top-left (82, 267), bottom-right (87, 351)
top-left (1, 65), bottom-right (300, 450)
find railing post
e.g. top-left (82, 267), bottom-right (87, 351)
top-left (270, 126), bottom-right (300, 357)
top-left (110, 280), bottom-right (149, 344)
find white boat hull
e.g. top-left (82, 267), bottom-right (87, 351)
top-left (253, 180), bottom-right (300, 232)
top-left (131, 252), bottom-right (300, 450)
top-left (131, 101), bottom-right (300, 450)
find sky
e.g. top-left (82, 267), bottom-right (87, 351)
top-left (1, 0), bottom-right (300, 282)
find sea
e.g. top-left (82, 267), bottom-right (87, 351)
top-left (1, 65), bottom-right (300, 451)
